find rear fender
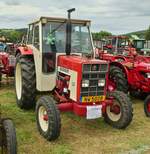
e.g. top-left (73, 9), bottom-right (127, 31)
top-left (15, 46), bottom-right (33, 57)
top-left (110, 62), bottom-right (129, 79)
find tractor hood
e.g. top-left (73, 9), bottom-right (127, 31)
top-left (57, 54), bottom-right (108, 102)
top-left (57, 55), bottom-right (108, 72)
top-left (136, 55), bottom-right (150, 63)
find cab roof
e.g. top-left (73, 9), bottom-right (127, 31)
top-left (29, 16), bottom-right (91, 25)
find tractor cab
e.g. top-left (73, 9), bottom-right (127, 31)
top-left (132, 39), bottom-right (145, 51)
top-left (22, 13), bottom-right (94, 91)
top-left (130, 35), bottom-right (145, 52)
top-left (103, 36), bottom-right (129, 54)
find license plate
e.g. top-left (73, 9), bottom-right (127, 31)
top-left (81, 95), bottom-right (105, 103)
top-left (86, 105), bottom-right (102, 119)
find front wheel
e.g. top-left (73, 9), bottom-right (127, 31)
top-left (1, 119), bottom-right (17, 154)
top-left (144, 95), bottom-right (150, 117)
top-left (104, 91), bottom-right (133, 129)
top-left (36, 96), bottom-right (61, 141)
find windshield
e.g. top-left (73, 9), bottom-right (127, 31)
top-left (42, 22), bottom-right (93, 54)
top-left (135, 41), bottom-right (144, 49)
top-left (71, 24), bottom-right (93, 54)
top-left (111, 38), bottom-right (128, 47)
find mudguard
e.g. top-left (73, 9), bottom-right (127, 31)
top-left (15, 46), bottom-right (33, 56)
top-left (110, 61), bottom-right (129, 79)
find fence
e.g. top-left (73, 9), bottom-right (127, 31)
top-left (145, 40), bottom-right (150, 48)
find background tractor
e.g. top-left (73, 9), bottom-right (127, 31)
top-left (0, 104), bottom-right (17, 154)
top-left (15, 9), bottom-right (133, 141)
top-left (97, 35), bottom-right (150, 101)
top-left (130, 35), bottom-right (145, 52)
top-left (0, 42), bottom-right (15, 82)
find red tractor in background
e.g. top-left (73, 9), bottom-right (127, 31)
top-left (15, 9), bottom-right (133, 141)
top-left (0, 42), bottom-right (15, 82)
top-left (96, 36), bottom-right (150, 116)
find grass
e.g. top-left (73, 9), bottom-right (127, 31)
top-left (1, 80), bottom-right (150, 154)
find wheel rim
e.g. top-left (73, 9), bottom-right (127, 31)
top-left (15, 63), bottom-right (22, 100)
top-left (106, 100), bottom-right (121, 122)
top-left (38, 106), bottom-right (49, 132)
top-left (147, 102), bottom-right (150, 113)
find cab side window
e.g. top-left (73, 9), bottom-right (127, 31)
top-left (27, 25), bottom-right (33, 44)
top-left (34, 26), bottom-right (39, 49)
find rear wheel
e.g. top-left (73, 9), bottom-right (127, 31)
top-left (1, 119), bottom-right (17, 154)
top-left (109, 66), bottom-right (128, 93)
top-left (15, 55), bottom-right (36, 109)
top-left (144, 95), bottom-right (150, 117)
top-left (104, 91), bottom-right (133, 129)
top-left (36, 96), bottom-right (61, 141)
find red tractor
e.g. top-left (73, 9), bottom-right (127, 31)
top-left (97, 36), bottom-right (150, 115)
top-left (15, 9), bottom-right (133, 141)
top-left (0, 104), bottom-right (17, 154)
top-left (0, 42), bottom-right (15, 82)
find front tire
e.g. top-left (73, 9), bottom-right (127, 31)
top-left (144, 95), bottom-right (150, 117)
top-left (109, 66), bottom-right (128, 93)
top-left (1, 119), bottom-right (17, 154)
top-left (15, 55), bottom-right (36, 109)
top-left (36, 96), bottom-right (61, 141)
top-left (104, 91), bottom-right (133, 129)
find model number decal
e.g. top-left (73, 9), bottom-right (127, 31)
top-left (59, 67), bottom-right (69, 73)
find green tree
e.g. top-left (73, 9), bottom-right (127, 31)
top-left (145, 26), bottom-right (150, 40)
top-left (0, 29), bottom-right (26, 43)
top-left (92, 31), bottom-right (112, 40)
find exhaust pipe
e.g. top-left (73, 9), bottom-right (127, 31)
top-left (65, 8), bottom-right (75, 55)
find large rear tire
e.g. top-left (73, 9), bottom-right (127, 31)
top-left (36, 96), bottom-right (61, 141)
top-left (144, 95), bottom-right (150, 117)
top-left (15, 55), bottom-right (36, 109)
top-left (104, 91), bottom-right (133, 129)
top-left (1, 119), bottom-right (17, 154)
top-left (109, 66), bottom-right (128, 93)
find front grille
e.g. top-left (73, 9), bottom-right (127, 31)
top-left (81, 63), bottom-right (108, 97)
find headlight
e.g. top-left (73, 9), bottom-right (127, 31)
top-left (82, 80), bottom-right (89, 87)
top-left (146, 73), bottom-right (150, 78)
top-left (98, 79), bottom-right (105, 87)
